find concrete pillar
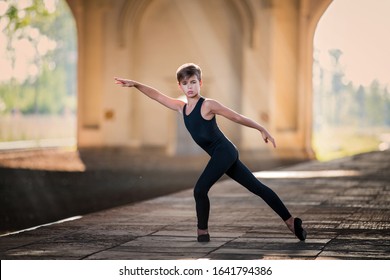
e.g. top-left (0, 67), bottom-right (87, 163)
top-left (267, 0), bottom-right (307, 159)
top-left (271, 0), bottom-right (299, 132)
top-left (268, 0), bottom-right (332, 159)
top-left (68, 0), bottom-right (110, 147)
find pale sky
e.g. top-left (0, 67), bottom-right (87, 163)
top-left (315, 0), bottom-right (390, 87)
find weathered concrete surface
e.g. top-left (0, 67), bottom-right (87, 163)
top-left (0, 150), bottom-right (389, 260)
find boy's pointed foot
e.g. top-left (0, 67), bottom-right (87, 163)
top-left (197, 234), bottom-right (210, 242)
top-left (294, 217), bottom-right (307, 241)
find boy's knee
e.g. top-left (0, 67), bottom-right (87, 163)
top-left (193, 186), bottom-right (208, 200)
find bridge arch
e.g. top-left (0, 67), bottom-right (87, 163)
top-left (65, 0), bottom-right (333, 161)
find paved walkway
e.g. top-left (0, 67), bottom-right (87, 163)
top-left (0, 150), bottom-right (389, 260)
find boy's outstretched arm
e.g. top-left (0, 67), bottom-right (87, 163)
top-left (205, 99), bottom-right (276, 148)
top-left (114, 77), bottom-right (184, 113)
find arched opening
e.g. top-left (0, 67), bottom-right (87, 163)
top-left (0, 0), bottom-right (77, 150)
top-left (312, 0), bottom-right (390, 161)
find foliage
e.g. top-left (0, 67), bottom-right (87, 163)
top-left (0, 0), bottom-right (76, 116)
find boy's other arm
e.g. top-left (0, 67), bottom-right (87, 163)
top-left (205, 99), bottom-right (276, 148)
top-left (114, 77), bottom-right (184, 113)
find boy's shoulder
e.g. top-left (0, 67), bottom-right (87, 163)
top-left (203, 98), bottom-right (221, 106)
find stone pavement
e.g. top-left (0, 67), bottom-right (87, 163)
top-left (0, 150), bottom-right (389, 260)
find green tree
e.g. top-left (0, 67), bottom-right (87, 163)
top-left (384, 87), bottom-right (390, 126)
top-left (328, 49), bottom-right (346, 125)
top-left (355, 85), bottom-right (366, 127)
top-left (0, 0), bottom-right (76, 115)
top-left (366, 80), bottom-right (384, 126)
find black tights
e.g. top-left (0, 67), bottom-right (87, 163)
top-left (194, 147), bottom-right (292, 230)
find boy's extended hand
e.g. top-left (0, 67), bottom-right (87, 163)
top-left (261, 130), bottom-right (276, 148)
top-left (114, 77), bottom-right (136, 87)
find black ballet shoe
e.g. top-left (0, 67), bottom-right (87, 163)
top-left (197, 234), bottom-right (210, 242)
top-left (294, 218), bottom-right (307, 241)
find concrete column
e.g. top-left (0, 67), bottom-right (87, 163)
top-left (271, 0), bottom-right (299, 132)
top-left (70, 0), bottom-right (109, 147)
top-left (268, 0), bottom-right (305, 158)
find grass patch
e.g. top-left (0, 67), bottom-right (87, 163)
top-left (312, 127), bottom-right (383, 161)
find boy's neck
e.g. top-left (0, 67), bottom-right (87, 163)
top-left (186, 94), bottom-right (201, 106)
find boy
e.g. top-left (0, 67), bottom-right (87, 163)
top-left (115, 63), bottom-right (306, 242)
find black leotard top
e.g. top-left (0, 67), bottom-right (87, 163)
top-left (183, 97), bottom-right (237, 156)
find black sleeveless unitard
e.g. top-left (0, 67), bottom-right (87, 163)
top-left (183, 97), bottom-right (291, 230)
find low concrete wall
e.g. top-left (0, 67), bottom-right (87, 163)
top-left (0, 148), bottom-right (299, 234)
top-left (0, 167), bottom-right (198, 233)
top-left (0, 166), bottom-right (201, 232)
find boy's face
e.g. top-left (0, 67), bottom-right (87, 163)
top-left (178, 75), bottom-right (202, 98)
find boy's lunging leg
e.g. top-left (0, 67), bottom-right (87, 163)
top-left (226, 159), bottom-right (307, 240)
top-left (226, 159), bottom-right (291, 221)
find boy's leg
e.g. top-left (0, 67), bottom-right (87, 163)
top-left (225, 159), bottom-right (292, 221)
top-left (194, 151), bottom-right (237, 230)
